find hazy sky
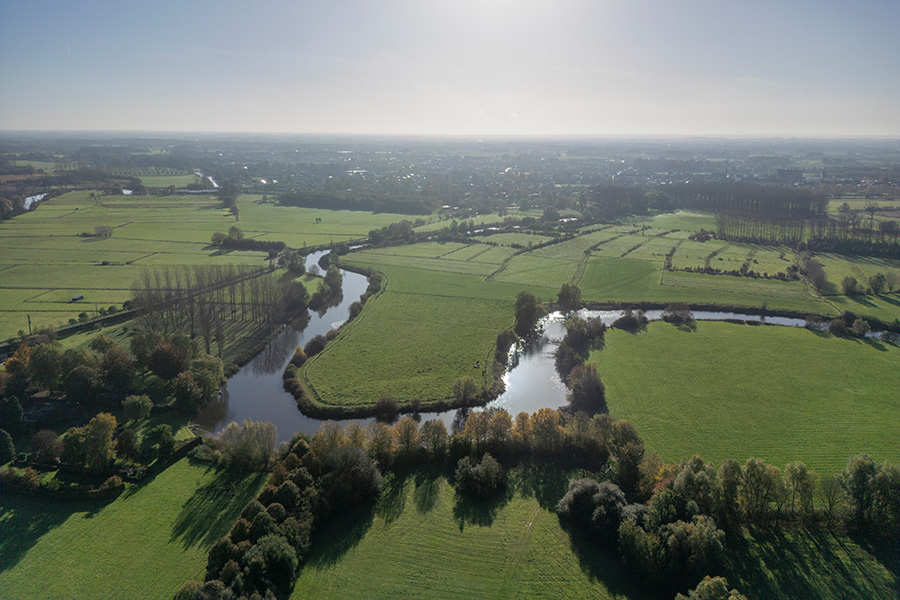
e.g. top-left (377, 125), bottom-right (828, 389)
top-left (2, 0), bottom-right (898, 136)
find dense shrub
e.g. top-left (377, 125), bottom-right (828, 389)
top-left (374, 396), bottom-right (400, 421)
top-left (567, 363), bottom-right (607, 414)
top-left (557, 479), bottom-right (625, 542)
top-left (0, 428), bottom-right (14, 464)
top-left (31, 429), bottom-right (62, 463)
top-left (675, 576), bottom-right (748, 600)
top-left (217, 420), bottom-right (277, 470)
top-left (122, 394), bottom-right (152, 421)
top-left (303, 335), bottom-right (327, 358)
top-left (318, 446), bottom-right (382, 511)
top-left (455, 453), bottom-right (506, 499)
top-left (248, 534), bottom-right (298, 594)
top-left (612, 309), bottom-right (649, 333)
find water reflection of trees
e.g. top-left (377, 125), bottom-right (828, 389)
top-left (315, 290), bottom-right (343, 318)
top-left (250, 313), bottom-right (310, 376)
top-left (194, 387), bottom-right (231, 433)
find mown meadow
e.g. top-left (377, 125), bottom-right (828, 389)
top-left (0, 191), bottom-right (414, 339)
top-left (593, 321), bottom-right (900, 475)
top-left (0, 457), bottom-right (267, 600)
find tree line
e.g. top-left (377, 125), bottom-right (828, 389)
top-left (278, 189), bottom-right (436, 215)
top-left (132, 264), bottom-right (309, 355)
top-left (170, 406), bottom-right (899, 599)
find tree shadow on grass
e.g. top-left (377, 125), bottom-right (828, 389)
top-left (849, 294), bottom-right (877, 308)
top-left (861, 338), bottom-right (889, 352)
top-left (375, 469), bottom-right (410, 525)
top-left (452, 485), bottom-right (513, 531)
top-left (0, 493), bottom-right (114, 573)
top-left (558, 519), bottom-right (656, 600)
top-left (303, 503), bottom-right (375, 569)
top-left (169, 468), bottom-right (267, 550)
top-left (511, 459), bottom-right (576, 510)
top-left (413, 467), bottom-right (445, 515)
top-left (848, 531), bottom-right (900, 585)
top-left (878, 294), bottom-right (900, 307)
top-left (724, 529), bottom-right (898, 600)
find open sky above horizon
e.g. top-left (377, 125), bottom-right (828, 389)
top-left (1, 0), bottom-right (899, 137)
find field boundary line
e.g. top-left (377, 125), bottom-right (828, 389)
top-left (571, 235), bottom-right (624, 286)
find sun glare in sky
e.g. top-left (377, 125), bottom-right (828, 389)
top-left (1, 0), bottom-right (898, 136)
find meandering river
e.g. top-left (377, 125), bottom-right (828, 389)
top-left (194, 252), bottom-right (821, 443)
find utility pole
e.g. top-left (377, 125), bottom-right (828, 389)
top-left (27, 314), bottom-right (32, 335)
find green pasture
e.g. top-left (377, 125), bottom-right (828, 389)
top-left (644, 210), bottom-right (719, 232)
top-left (470, 245), bottom-right (519, 265)
top-left (579, 257), bottom-right (833, 314)
top-left (814, 253), bottom-right (900, 291)
top-left (137, 174), bottom-right (200, 188)
top-left (10, 160), bottom-right (59, 171)
top-left (344, 251), bottom-right (498, 277)
top-left (343, 261), bottom-right (556, 303)
top-left (593, 235), bottom-right (659, 259)
top-left (0, 191), bottom-right (414, 339)
top-left (827, 197), bottom-right (900, 213)
top-left (0, 458), bottom-right (267, 600)
top-left (825, 294), bottom-right (900, 324)
top-left (303, 292), bottom-right (512, 406)
top-left (479, 232), bottom-right (554, 246)
top-left (292, 467), bottom-right (896, 600)
top-left (362, 242), bottom-right (469, 259)
top-left (593, 321), bottom-right (900, 475)
top-left (292, 469), bottom-right (652, 600)
top-left (412, 209), bottom-right (547, 233)
top-left (493, 254), bottom-right (576, 289)
top-left (440, 242), bottom-right (500, 262)
top-left (616, 237), bottom-right (676, 262)
top-left (531, 230), bottom-right (620, 261)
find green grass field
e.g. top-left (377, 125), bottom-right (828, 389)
top-left (593, 321), bottom-right (900, 475)
top-left (0, 458), bottom-right (267, 600)
top-left (303, 292), bottom-right (512, 406)
top-left (137, 174), bottom-right (202, 188)
top-left (578, 257), bottom-right (834, 314)
top-left (291, 468), bottom-right (654, 600)
top-left (0, 191), bottom-right (414, 339)
top-left (292, 467), bottom-right (897, 600)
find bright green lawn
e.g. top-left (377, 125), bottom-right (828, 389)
top-left (593, 321), bottom-right (900, 475)
top-left (0, 458), bottom-right (267, 600)
top-left (304, 292), bottom-right (513, 406)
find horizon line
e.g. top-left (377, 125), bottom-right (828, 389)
top-left (3, 129), bottom-right (900, 141)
